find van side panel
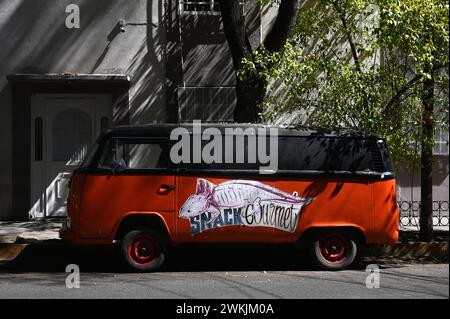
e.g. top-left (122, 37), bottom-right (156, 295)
top-left (368, 179), bottom-right (399, 244)
top-left (77, 175), bottom-right (176, 240)
top-left (65, 175), bottom-right (397, 246)
top-left (278, 179), bottom-right (374, 243)
top-left (175, 176), bottom-right (276, 243)
top-left (174, 176), bottom-right (376, 244)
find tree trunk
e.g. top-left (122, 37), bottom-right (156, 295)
top-left (235, 71), bottom-right (266, 123)
top-left (218, 0), bottom-right (261, 122)
top-left (420, 71), bottom-right (434, 242)
top-left (263, 0), bottom-right (301, 53)
top-left (219, 0), bottom-right (300, 123)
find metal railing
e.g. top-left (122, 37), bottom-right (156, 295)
top-left (399, 200), bottom-right (449, 227)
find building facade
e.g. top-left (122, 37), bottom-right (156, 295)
top-left (0, 0), bottom-right (447, 221)
top-left (0, 0), bottom-right (264, 220)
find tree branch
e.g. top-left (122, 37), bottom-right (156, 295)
top-left (384, 74), bottom-right (423, 112)
top-left (383, 63), bottom-right (448, 112)
top-left (331, 0), bottom-right (361, 72)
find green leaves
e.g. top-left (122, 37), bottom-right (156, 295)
top-left (238, 42), bottom-right (303, 83)
top-left (260, 0), bottom-right (448, 166)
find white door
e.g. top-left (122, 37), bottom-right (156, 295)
top-left (30, 94), bottom-right (112, 218)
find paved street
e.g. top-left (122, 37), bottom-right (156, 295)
top-left (0, 244), bottom-right (448, 299)
top-left (0, 264), bottom-right (448, 299)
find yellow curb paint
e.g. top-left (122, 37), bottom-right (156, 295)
top-left (0, 244), bottom-right (28, 262)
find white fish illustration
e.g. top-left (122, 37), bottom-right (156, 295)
top-left (179, 179), bottom-right (313, 225)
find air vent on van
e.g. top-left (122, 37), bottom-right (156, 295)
top-left (369, 141), bottom-right (385, 172)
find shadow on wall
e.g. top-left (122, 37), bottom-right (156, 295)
top-left (1, 0), bottom-right (120, 75)
top-left (0, 0), bottom-right (168, 219)
top-left (0, 0), bottom-right (126, 129)
top-left (177, 0), bottom-right (262, 121)
top-left (0, 0), bottom-right (167, 124)
top-left (126, 0), bottom-right (166, 124)
top-left (181, 14), bottom-right (234, 87)
top-left (180, 0), bottom-right (261, 87)
top-left (90, 0), bottom-right (166, 123)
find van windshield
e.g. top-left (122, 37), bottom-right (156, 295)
top-left (79, 137), bottom-right (101, 169)
top-left (97, 137), bottom-right (170, 170)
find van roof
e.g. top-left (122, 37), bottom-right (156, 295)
top-left (105, 123), bottom-right (380, 139)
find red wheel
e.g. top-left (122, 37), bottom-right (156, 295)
top-left (310, 231), bottom-right (358, 270)
top-left (127, 235), bottom-right (159, 267)
top-left (120, 228), bottom-right (166, 272)
top-left (318, 233), bottom-right (350, 264)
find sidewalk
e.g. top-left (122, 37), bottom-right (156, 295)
top-left (0, 220), bottom-right (62, 243)
top-left (399, 224), bottom-right (449, 232)
top-left (0, 220), bottom-right (63, 265)
top-left (2, 220), bottom-right (448, 243)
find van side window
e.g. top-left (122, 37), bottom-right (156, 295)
top-left (176, 133), bottom-right (259, 170)
top-left (98, 138), bottom-right (169, 170)
top-left (278, 137), bottom-right (373, 172)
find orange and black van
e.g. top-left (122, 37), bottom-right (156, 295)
top-left (60, 124), bottom-right (399, 271)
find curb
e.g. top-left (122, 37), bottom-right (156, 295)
top-left (0, 244), bottom-right (28, 264)
top-left (366, 242), bottom-right (449, 260)
top-left (0, 235), bottom-right (18, 244)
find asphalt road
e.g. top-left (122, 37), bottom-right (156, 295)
top-left (0, 244), bottom-right (448, 299)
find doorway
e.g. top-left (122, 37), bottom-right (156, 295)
top-left (30, 94), bottom-right (112, 218)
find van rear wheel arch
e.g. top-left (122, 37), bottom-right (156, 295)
top-left (299, 226), bottom-right (366, 246)
top-left (299, 226), bottom-right (366, 271)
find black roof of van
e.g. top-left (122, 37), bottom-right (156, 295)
top-left (104, 123), bottom-right (380, 139)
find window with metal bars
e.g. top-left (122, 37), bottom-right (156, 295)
top-left (178, 86), bottom-right (236, 122)
top-left (404, 119), bottom-right (449, 156)
top-left (434, 125), bottom-right (449, 156)
top-left (179, 0), bottom-right (245, 16)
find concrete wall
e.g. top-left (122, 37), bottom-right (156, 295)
top-left (396, 158), bottom-right (449, 203)
top-left (179, 0), bottom-right (261, 87)
top-left (0, 0), bottom-right (166, 219)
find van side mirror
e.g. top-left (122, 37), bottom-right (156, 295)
top-left (111, 159), bottom-right (127, 174)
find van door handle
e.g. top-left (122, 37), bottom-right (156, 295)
top-left (158, 184), bottom-right (176, 192)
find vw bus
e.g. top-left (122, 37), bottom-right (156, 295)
top-left (60, 123), bottom-right (399, 271)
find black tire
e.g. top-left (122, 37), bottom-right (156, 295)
top-left (119, 228), bottom-right (166, 272)
top-left (309, 231), bottom-right (358, 270)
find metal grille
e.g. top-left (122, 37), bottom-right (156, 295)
top-left (399, 200), bottom-right (449, 227)
top-left (178, 86), bottom-right (236, 122)
top-left (179, 0), bottom-right (245, 16)
top-left (180, 0), bottom-right (220, 15)
top-left (368, 141), bottom-right (384, 172)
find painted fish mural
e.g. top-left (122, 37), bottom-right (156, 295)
top-left (179, 179), bottom-right (314, 235)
